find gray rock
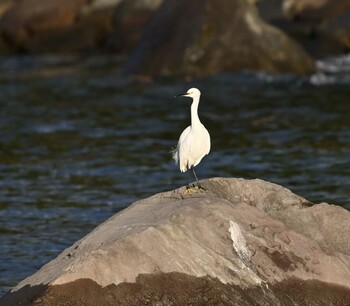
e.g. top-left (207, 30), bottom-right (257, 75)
top-left (1, 177), bottom-right (350, 305)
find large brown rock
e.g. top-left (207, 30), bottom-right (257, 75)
top-left (1, 178), bottom-right (350, 305)
top-left (0, 0), bottom-right (86, 49)
top-left (282, 0), bottom-right (350, 22)
top-left (122, 0), bottom-right (315, 76)
top-left (0, 0), bottom-right (163, 54)
top-left (0, 0), bottom-right (13, 19)
top-left (80, 0), bottom-right (124, 15)
top-left (23, 9), bottom-right (116, 54)
top-left (258, 0), bottom-right (350, 57)
top-left (0, 0), bottom-right (123, 53)
top-left (107, 0), bottom-right (163, 52)
top-left (320, 10), bottom-right (350, 53)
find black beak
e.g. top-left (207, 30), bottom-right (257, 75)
top-left (175, 93), bottom-right (187, 98)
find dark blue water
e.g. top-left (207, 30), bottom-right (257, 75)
top-left (0, 54), bottom-right (350, 296)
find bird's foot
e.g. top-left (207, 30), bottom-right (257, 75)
top-left (195, 184), bottom-right (207, 192)
top-left (184, 185), bottom-right (197, 196)
top-left (184, 184), bottom-right (206, 195)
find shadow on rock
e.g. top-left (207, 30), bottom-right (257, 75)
top-left (1, 274), bottom-right (350, 306)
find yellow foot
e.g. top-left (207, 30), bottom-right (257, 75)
top-left (194, 185), bottom-right (207, 192)
top-left (184, 185), bottom-right (206, 195)
top-left (184, 186), bottom-right (197, 196)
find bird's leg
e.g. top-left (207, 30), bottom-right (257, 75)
top-left (184, 167), bottom-right (206, 195)
top-left (186, 169), bottom-right (195, 189)
top-left (184, 171), bottom-right (195, 195)
top-left (191, 166), bottom-right (199, 186)
top-left (191, 167), bottom-right (206, 191)
top-left (184, 167), bottom-right (198, 195)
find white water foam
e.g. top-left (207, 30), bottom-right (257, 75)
top-left (311, 53), bottom-right (350, 85)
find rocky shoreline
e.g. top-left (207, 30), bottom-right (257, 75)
top-left (0, 0), bottom-right (349, 75)
top-left (1, 178), bottom-right (350, 305)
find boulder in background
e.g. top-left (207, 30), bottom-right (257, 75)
top-left (122, 0), bottom-right (315, 77)
top-left (258, 0), bottom-right (350, 57)
top-left (0, 0), bottom-right (86, 51)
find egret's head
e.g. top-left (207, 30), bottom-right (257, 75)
top-left (176, 87), bottom-right (201, 99)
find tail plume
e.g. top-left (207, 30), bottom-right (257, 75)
top-left (171, 145), bottom-right (179, 164)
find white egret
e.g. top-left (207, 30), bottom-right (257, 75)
top-left (172, 88), bottom-right (211, 191)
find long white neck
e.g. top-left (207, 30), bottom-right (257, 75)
top-left (190, 95), bottom-right (201, 129)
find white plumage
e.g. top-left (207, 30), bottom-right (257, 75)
top-left (172, 88), bottom-right (211, 188)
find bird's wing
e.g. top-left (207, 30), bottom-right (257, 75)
top-left (172, 126), bottom-right (190, 164)
top-left (178, 126), bottom-right (192, 172)
top-left (178, 126), bottom-right (191, 145)
top-left (205, 128), bottom-right (211, 155)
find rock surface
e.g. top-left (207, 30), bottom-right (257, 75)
top-left (258, 0), bottom-right (350, 57)
top-left (107, 0), bottom-right (163, 53)
top-left (0, 0), bottom-right (162, 53)
top-left (0, 0), bottom-right (86, 52)
top-left (1, 177), bottom-right (350, 305)
top-left (122, 0), bottom-right (315, 76)
top-left (0, 0), bottom-right (349, 70)
top-left (282, 0), bottom-right (350, 22)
